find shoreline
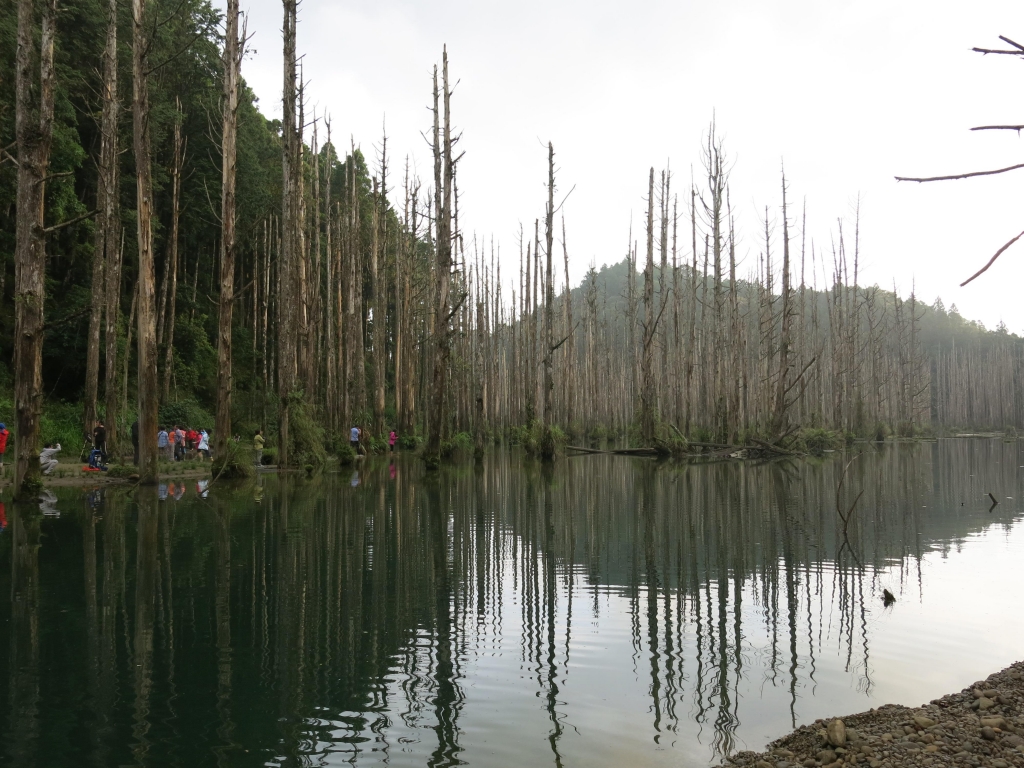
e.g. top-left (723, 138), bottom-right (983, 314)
top-left (728, 661), bottom-right (1024, 768)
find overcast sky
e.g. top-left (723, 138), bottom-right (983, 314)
top-left (227, 0), bottom-right (1024, 331)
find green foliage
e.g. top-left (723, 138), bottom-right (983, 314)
top-left (441, 431), bottom-right (473, 458)
top-left (896, 421), bottom-right (916, 438)
top-left (212, 441), bottom-right (256, 480)
top-left (398, 433), bottom-right (423, 450)
top-left (260, 446), bottom-right (277, 465)
top-left (287, 398), bottom-right (327, 467)
top-left (796, 428), bottom-right (843, 456)
top-left (159, 398), bottom-right (215, 430)
top-left (336, 444), bottom-right (356, 466)
top-left (40, 401), bottom-right (88, 457)
top-left (107, 464), bottom-right (138, 479)
top-left (873, 422), bottom-right (890, 442)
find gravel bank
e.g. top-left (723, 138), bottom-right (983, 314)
top-left (728, 661), bottom-right (1024, 768)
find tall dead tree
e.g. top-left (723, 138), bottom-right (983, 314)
top-left (639, 168), bottom-right (657, 444)
top-left (161, 102), bottom-right (184, 400)
top-left (100, 0), bottom-right (122, 458)
top-left (13, 0), bottom-right (57, 497)
top-left (770, 172), bottom-right (795, 436)
top-left (214, 0), bottom-right (241, 462)
top-left (540, 142), bottom-right (556, 460)
top-left (277, 0), bottom-right (299, 467)
top-left (84, 0), bottom-right (118, 440)
top-left (424, 48), bottom-right (455, 468)
top-left (133, 0), bottom-right (159, 483)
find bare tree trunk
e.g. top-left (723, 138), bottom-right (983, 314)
top-left (162, 102), bottom-right (183, 401)
top-left (540, 142), bottom-right (556, 460)
top-left (84, 0), bottom-right (118, 440)
top-left (278, 0), bottom-right (299, 466)
top-left (424, 49), bottom-right (455, 468)
top-left (640, 168), bottom-right (656, 445)
top-left (372, 141), bottom-right (388, 435)
top-left (132, 0), bottom-right (159, 483)
top-left (104, 229), bottom-right (123, 458)
top-left (214, 0), bottom-right (240, 461)
top-left (13, 0), bottom-right (56, 498)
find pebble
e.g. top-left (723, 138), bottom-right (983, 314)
top-left (827, 719), bottom-right (847, 747)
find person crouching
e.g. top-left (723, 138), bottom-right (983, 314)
top-left (40, 443), bottom-right (62, 475)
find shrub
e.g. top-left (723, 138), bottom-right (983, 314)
top-left (441, 431), bottom-right (473, 458)
top-left (797, 427), bottom-right (842, 456)
top-left (398, 433), bottom-right (423, 450)
top-left (873, 422), bottom-right (889, 442)
top-left (336, 444), bottom-right (356, 465)
top-left (212, 441), bottom-right (256, 479)
top-left (287, 397), bottom-right (327, 467)
top-left (107, 464), bottom-right (138, 479)
top-left (260, 446), bottom-right (277, 465)
top-left (896, 421), bottom-right (915, 438)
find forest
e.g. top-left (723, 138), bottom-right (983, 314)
top-left (4, 0), bottom-right (1024, 496)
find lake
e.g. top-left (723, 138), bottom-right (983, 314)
top-left (2, 440), bottom-right (1023, 767)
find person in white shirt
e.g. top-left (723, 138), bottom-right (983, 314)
top-left (40, 443), bottom-right (61, 475)
top-left (198, 429), bottom-right (210, 459)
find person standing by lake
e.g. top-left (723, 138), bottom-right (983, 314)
top-left (389, 429), bottom-right (397, 453)
top-left (350, 425), bottom-right (361, 453)
top-left (93, 421), bottom-right (107, 463)
top-left (253, 430), bottom-right (265, 467)
top-left (0, 423), bottom-right (9, 475)
top-left (174, 426), bottom-right (186, 461)
top-left (198, 429), bottom-right (210, 460)
top-left (157, 426), bottom-right (169, 460)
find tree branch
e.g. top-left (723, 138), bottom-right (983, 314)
top-left (41, 306), bottom-right (90, 331)
top-left (960, 229), bottom-right (1024, 287)
top-left (971, 47), bottom-right (1024, 55)
top-left (895, 162), bottom-right (1024, 183)
top-left (42, 209), bottom-right (97, 233)
top-left (970, 125), bottom-right (1024, 132)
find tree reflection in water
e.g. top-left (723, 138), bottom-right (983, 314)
top-left (1, 440), bottom-right (1023, 767)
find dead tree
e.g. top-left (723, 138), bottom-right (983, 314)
top-left (540, 143), bottom-right (558, 459)
top-left (100, 0), bottom-right (122, 458)
top-left (133, 0), bottom-right (159, 483)
top-left (424, 48), bottom-right (456, 468)
top-left (895, 35), bottom-right (1024, 285)
top-left (278, 0), bottom-right (299, 466)
top-left (640, 168), bottom-right (657, 444)
top-left (162, 101), bottom-right (184, 400)
top-left (13, 0), bottom-right (57, 497)
top-left (83, 0), bottom-right (118, 440)
top-left (214, 0), bottom-right (241, 462)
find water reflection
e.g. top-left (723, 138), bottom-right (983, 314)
top-left (0, 440), bottom-right (1023, 767)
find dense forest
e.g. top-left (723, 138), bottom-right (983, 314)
top-left (4, 0), bottom-right (1024, 494)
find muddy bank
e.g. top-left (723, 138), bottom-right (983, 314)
top-left (728, 662), bottom-right (1024, 768)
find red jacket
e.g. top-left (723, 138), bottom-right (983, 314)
top-left (0, 428), bottom-right (9, 453)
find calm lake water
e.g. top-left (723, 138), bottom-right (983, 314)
top-left (2, 440), bottom-right (1024, 767)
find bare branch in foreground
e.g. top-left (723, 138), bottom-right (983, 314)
top-left (895, 162), bottom-right (1024, 183)
top-left (970, 125), bottom-right (1024, 132)
top-left (961, 229), bottom-right (1024, 287)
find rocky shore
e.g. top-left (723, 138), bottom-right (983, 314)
top-left (728, 662), bottom-right (1024, 768)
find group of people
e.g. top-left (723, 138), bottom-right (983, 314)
top-left (156, 425), bottom-right (210, 462)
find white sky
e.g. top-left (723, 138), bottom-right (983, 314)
top-left (229, 0), bottom-right (1024, 331)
